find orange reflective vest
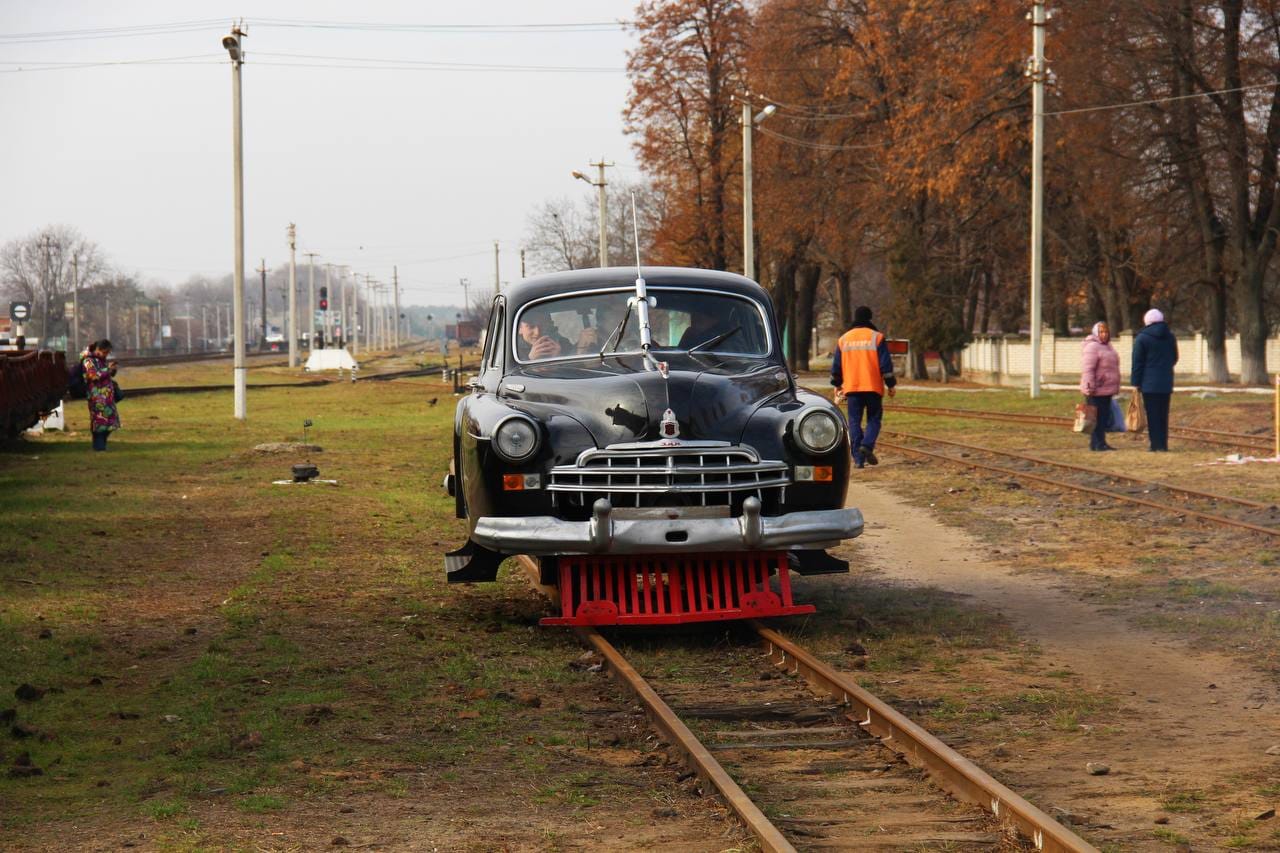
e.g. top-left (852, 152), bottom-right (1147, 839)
top-left (835, 326), bottom-right (886, 395)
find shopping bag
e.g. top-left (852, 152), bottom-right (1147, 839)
top-left (1125, 390), bottom-right (1146, 433)
top-left (1072, 401), bottom-right (1097, 433)
top-left (1108, 398), bottom-right (1125, 432)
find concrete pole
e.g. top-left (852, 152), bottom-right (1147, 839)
top-left (494, 240), bottom-right (501, 293)
top-left (393, 265), bottom-right (401, 348)
top-left (742, 100), bottom-right (754, 282)
top-left (351, 275), bottom-right (359, 356)
top-left (304, 252), bottom-right (318, 350)
top-left (201, 305), bottom-right (207, 351)
top-left (186, 302), bottom-right (193, 353)
top-left (71, 255), bottom-right (79, 357)
top-left (257, 259), bottom-right (267, 350)
top-left (595, 160), bottom-right (608, 267)
top-left (135, 305), bottom-right (142, 354)
top-left (105, 295), bottom-right (110, 342)
top-left (324, 262), bottom-right (334, 347)
top-left (520, 248), bottom-right (526, 278)
top-left (339, 266), bottom-right (348, 348)
top-left (1028, 0), bottom-right (1046, 399)
top-left (224, 26), bottom-right (247, 419)
top-left (287, 224), bottom-right (298, 366)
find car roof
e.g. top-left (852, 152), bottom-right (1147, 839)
top-left (501, 267), bottom-right (769, 310)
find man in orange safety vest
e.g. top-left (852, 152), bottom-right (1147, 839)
top-left (831, 306), bottom-right (896, 468)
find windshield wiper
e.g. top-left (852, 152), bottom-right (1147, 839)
top-left (599, 308), bottom-right (632, 359)
top-left (687, 325), bottom-right (741, 353)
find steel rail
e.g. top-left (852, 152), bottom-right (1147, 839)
top-left (889, 404), bottom-right (1273, 452)
top-left (880, 434), bottom-right (1280, 538)
top-left (883, 430), bottom-right (1276, 512)
top-left (515, 556), bottom-right (796, 853)
top-left (752, 623), bottom-right (1098, 853)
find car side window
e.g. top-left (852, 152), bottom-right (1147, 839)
top-left (484, 300), bottom-right (505, 372)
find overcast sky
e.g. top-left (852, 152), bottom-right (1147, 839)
top-left (1, 1), bottom-right (640, 305)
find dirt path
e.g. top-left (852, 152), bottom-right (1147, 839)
top-left (834, 481), bottom-right (1280, 841)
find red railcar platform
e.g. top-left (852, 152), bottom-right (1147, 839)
top-left (540, 551), bottom-right (814, 626)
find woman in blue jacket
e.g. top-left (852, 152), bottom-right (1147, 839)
top-left (1130, 309), bottom-right (1178, 451)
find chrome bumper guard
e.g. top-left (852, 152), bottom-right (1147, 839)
top-left (470, 496), bottom-right (864, 556)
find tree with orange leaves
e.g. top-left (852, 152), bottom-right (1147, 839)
top-left (625, 0), bottom-right (751, 270)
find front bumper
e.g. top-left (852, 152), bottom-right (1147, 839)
top-left (469, 496), bottom-right (864, 556)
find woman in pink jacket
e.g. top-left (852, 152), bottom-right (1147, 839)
top-left (1080, 321), bottom-right (1121, 451)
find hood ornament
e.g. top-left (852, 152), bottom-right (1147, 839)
top-left (660, 408), bottom-right (680, 438)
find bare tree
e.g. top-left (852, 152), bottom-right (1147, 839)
top-left (1, 225), bottom-right (107, 341)
top-left (523, 198), bottom-right (596, 273)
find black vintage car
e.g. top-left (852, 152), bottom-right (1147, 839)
top-left (445, 267), bottom-right (864, 625)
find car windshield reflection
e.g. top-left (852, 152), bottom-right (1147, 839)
top-left (512, 287), bottom-right (770, 363)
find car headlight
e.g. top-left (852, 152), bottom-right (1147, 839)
top-left (493, 415), bottom-right (540, 462)
top-left (795, 409), bottom-right (841, 454)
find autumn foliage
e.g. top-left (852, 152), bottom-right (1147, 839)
top-left (624, 0), bottom-right (1280, 381)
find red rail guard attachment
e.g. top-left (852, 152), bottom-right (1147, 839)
top-left (540, 551), bottom-right (815, 626)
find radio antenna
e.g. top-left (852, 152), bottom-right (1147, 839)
top-left (629, 191), bottom-right (659, 373)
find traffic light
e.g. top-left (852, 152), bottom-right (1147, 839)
top-left (319, 286), bottom-right (328, 311)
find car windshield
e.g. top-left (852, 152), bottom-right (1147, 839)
top-left (512, 287), bottom-right (771, 363)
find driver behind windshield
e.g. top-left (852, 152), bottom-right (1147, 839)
top-left (676, 304), bottom-right (738, 351)
top-left (517, 309), bottom-right (572, 361)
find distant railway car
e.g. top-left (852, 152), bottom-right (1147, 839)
top-left (444, 267), bottom-right (864, 626)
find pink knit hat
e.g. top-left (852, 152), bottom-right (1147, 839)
top-left (1143, 308), bottom-right (1164, 325)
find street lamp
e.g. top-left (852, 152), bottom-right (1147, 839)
top-left (573, 159), bottom-right (612, 267)
top-left (223, 23), bottom-right (247, 419)
top-left (741, 98), bottom-right (776, 282)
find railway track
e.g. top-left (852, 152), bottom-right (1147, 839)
top-left (123, 365), bottom-right (452, 398)
top-left (879, 430), bottom-right (1280, 538)
top-left (889, 404), bottom-right (1273, 454)
top-left (519, 556), bottom-right (1095, 852)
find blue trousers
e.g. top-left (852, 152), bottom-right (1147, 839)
top-left (846, 392), bottom-right (883, 459)
top-left (92, 430), bottom-right (109, 451)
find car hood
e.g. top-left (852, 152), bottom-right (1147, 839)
top-left (508, 355), bottom-right (791, 446)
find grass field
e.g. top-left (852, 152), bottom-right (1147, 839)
top-left (0, 378), bottom-right (738, 850)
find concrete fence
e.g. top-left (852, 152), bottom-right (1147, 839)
top-left (961, 329), bottom-right (1280, 385)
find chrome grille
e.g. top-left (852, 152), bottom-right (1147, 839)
top-left (547, 441), bottom-right (789, 513)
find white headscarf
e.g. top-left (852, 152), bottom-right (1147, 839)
top-left (1143, 308), bottom-right (1164, 326)
top-left (1090, 321), bottom-right (1106, 338)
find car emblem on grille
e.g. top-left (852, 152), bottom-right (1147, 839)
top-left (660, 408), bottom-right (679, 438)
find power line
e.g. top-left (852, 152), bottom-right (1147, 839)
top-left (0, 20), bottom-right (227, 45)
top-left (252, 18), bottom-right (626, 34)
top-left (755, 125), bottom-right (892, 152)
top-left (0, 54), bottom-right (220, 72)
top-left (1046, 80), bottom-right (1280, 117)
top-left (250, 51), bottom-right (623, 72)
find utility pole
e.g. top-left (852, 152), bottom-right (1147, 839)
top-left (186, 301), bottom-right (194, 353)
top-left (393, 265), bottom-right (401, 348)
top-left (520, 248), bottom-right (526, 278)
top-left (740, 97), bottom-right (776, 282)
top-left (493, 241), bottom-right (501, 293)
top-left (460, 277), bottom-right (470, 318)
top-left (222, 23), bottom-right (248, 418)
top-left (287, 224), bottom-right (298, 367)
top-left (39, 234), bottom-right (54, 345)
top-left (351, 274), bottom-right (360, 355)
top-left (70, 254), bottom-right (79, 357)
top-left (135, 305), bottom-right (142, 354)
top-left (1027, 0), bottom-right (1047, 398)
top-left (201, 305), bottom-right (208, 351)
top-left (105, 295), bottom-right (111, 342)
top-left (257, 259), bottom-right (267, 350)
top-left (573, 160), bottom-right (613, 267)
top-left (340, 266), bottom-right (349, 348)
top-left (304, 251), bottom-right (318, 351)
top-left (323, 262), bottom-right (333, 347)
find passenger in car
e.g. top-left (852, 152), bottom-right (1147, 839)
top-left (517, 309), bottom-right (572, 361)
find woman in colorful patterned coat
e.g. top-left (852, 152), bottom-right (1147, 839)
top-left (83, 339), bottom-right (120, 451)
